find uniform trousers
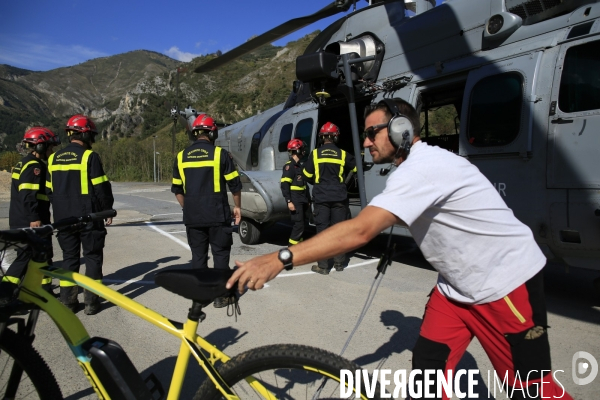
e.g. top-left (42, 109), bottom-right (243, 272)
top-left (413, 270), bottom-right (572, 400)
top-left (5, 246), bottom-right (33, 281)
top-left (4, 244), bottom-right (53, 283)
top-left (288, 202), bottom-right (307, 245)
top-left (313, 200), bottom-right (347, 269)
top-left (186, 225), bottom-right (233, 270)
top-left (57, 223), bottom-right (106, 281)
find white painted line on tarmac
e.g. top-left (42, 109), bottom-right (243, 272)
top-left (152, 213), bottom-right (183, 217)
top-left (167, 231), bottom-right (186, 234)
top-left (103, 258), bottom-right (379, 286)
top-left (103, 279), bottom-right (155, 285)
top-left (277, 258), bottom-right (379, 278)
top-left (129, 188), bottom-right (169, 193)
top-left (145, 222), bottom-right (190, 250)
top-left (132, 223), bottom-right (379, 287)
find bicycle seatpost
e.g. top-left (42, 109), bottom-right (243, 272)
top-left (188, 301), bottom-right (206, 323)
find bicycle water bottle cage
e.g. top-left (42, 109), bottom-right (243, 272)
top-left (155, 269), bottom-right (236, 306)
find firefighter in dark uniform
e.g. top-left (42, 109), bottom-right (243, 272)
top-left (171, 114), bottom-right (242, 308)
top-left (47, 115), bottom-right (114, 315)
top-left (280, 139), bottom-right (310, 246)
top-left (0, 127), bottom-right (60, 303)
top-left (303, 122), bottom-right (357, 274)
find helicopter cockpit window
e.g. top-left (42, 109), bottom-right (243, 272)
top-left (467, 73), bottom-right (522, 147)
top-left (277, 124), bottom-right (293, 152)
top-left (558, 40), bottom-right (600, 113)
top-left (294, 118), bottom-right (314, 162)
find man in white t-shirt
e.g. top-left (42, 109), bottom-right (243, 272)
top-left (226, 98), bottom-right (572, 400)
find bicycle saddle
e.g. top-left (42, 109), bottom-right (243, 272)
top-left (154, 269), bottom-right (236, 305)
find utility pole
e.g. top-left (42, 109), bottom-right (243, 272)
top-left (156, 152), bottom-right (161, 182)
top-left (173, 67), bottom-right (180, 155)
top-left (172, 66), bottom-right (187, 155)
top-left (153, 135), bottom-right (157, 183)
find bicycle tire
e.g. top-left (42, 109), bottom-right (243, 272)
top-left (194, 344), bottom-right (380, 400)
top-left (0, 328), bottom-right (63, 399)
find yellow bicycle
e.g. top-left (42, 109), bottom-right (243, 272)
top-left (0, 210), bottom-right (374, 400)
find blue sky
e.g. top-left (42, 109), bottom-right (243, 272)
top-left (0, 0), bottom-right (378, 72)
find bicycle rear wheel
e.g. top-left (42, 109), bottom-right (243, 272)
top-left (0, 328), bottom-right (63, 399)
top-left (194, 344), bottom-right (379, 400)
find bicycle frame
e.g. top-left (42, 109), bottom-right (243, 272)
top-left (17, 260), bottom-right (278, 400)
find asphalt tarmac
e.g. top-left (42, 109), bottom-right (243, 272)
top-left (0, 182), bottom-right (598, 399)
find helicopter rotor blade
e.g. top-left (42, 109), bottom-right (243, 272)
top-left (194, 0), bottom-right (355, 74)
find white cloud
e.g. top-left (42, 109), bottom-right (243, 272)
top-left (164, 46), bottom-right (202, 62)
top-left (0, 35), bottom-right (108, 71)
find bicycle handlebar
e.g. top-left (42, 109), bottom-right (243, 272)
top-left (0, 209), bottom-right (118, 246)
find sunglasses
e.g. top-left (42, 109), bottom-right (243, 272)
top-left (362, 123), bottom-right (388, 141)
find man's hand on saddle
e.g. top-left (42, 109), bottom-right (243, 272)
top-left (227, 253), bottom-right (284, 294)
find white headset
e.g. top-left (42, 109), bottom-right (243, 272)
top-left (379, 98), bottom-right (414, 154)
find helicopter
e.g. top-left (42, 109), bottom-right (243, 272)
top-left (174, 0), bottom-right (600, 278)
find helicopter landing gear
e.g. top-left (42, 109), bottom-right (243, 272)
top-left (239, 217), bottom-right (261, 245)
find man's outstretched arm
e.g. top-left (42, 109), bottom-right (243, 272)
top-left (227, 205), bottom-right (402, 293)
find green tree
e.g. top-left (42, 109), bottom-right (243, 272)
top-left (0, 151), bottom-right (22, 172)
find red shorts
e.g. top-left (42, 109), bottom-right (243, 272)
top-left (415, 270), bottom-right (572, 400)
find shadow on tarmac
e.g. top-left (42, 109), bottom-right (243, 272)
top-left (353, 310), bottom-right (494, 399)
top-left (543, 262), bottom-right (600, 326)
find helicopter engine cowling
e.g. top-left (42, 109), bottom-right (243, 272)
top-left (325, 34), bottom-right (380, 79)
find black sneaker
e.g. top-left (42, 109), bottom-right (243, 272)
top-left (334, 264), bottom-right (344, 272)
top-left (311, 265), bottom-right (329, 275)
top-left (213, 296), bottom-right (233, 309)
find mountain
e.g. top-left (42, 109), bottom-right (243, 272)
top-left (0, 32), bottom-right (317, 151)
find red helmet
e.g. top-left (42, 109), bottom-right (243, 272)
top-left (23, 127), bottom-right (57, 155)
top-left (319, 122), bottom-right (340, 136)
top-left (191, 114), bottom-right (217, 133)
top-left (65, 114), bottom-right (97, 135)
top-left (287, 139), bottom-right (305, 152)
top-left (23, 127), bottom-right (55, 146)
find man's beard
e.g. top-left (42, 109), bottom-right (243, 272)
top-left (373, 151), bottom-right (395, 164)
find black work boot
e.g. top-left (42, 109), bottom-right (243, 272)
top-left (311, 264), bottom-right (329, 275)
top-left (334, 263), bottom-right (344, 272)
top-left (60, 286), bottom-right (80, 312)
top-left (84, 290), bottom-right (102, 315)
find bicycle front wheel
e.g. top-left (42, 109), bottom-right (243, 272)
top-left (0, 328), bottom-right (63, 399)
top-left (194, 344), bottom-right (378, 400)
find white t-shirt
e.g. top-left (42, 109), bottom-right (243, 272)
top-left (369, 141), bottom-right (546, 304)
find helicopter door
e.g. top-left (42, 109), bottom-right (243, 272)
top-left (293, 118), bottom-right (315, 164)
top-left (547, 37), bottom-right (600, 189)
top-left (546, 37), bottom-right (600, 255)
top-left (458, 52), bottom-right (543, 235)
top-left (271, 122), bottom-right (294, 171)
